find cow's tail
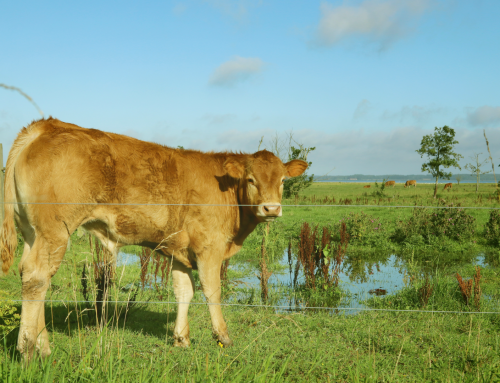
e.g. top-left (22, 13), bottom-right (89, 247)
top-left (1, 120), bottom-right (43, 275)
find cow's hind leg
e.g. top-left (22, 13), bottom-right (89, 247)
top-left (197, 259), bottom-right (232, 347)
top-left (172, 260), bottom-right (195, 347)
top-left (17, 233), bottom-right (68, 362)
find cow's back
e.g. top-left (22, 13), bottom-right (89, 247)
top-left (13, 118), bottom-right (240, 264)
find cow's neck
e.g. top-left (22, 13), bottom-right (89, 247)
top-left (230, 185), bottom-right (259, 247)
top-left (234, 207), bottom-right (259, 245)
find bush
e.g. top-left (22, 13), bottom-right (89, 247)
top-left (392, 207), bottom-right (476, 245)
top-left (331, 212), bottom-right (387, 247)
top-left (485, 210), bottom-right (500, 246)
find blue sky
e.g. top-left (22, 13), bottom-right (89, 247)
top-left (1, 0), bottom-right (500, 175)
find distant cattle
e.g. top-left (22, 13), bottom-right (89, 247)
top-left (0, 118), bottom-right (308, 362)
top-left (363, 185), bottom-right (371, 188)
top-left (384, 181), bottom-right (396, 187)
top-left (444, 183), bottom-right (453, 191)
top-left (404, 180), bottom-right (417, 188)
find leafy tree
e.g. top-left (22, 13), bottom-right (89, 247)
top-left (464, 153), bottom-right (491, 193)
top-left (455, 174), bottom-right (462, 185)
top-left (283, 145), bottom-right (315, 198)
top-left (262, 132), bottom-right (315, 199)
top-left (416, 126), bottom-right (463, 199)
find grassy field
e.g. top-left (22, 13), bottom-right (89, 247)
top-left (286, 181), bottom-right (499, 228)
top-left (1, 182), bottom-right (500, 381)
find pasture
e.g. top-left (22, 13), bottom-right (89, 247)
top-left (1, 181), bottom-right (500, 381)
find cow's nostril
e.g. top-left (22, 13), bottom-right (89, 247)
top-left (264, 206), bottom-right (269, 212)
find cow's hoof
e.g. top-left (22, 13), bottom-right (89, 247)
top-left (173, 336), bottom-right (190, 348)
top-left (217, 337), bottom-right (233, 348)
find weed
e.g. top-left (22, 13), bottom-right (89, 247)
top-left (296, 222), bottom-right (349, 295)
top-left (418, 275), bottom-right (434, 308)
top-left (87, 235), bottom-right (114, 328)
top-left (456, 267), bottom-right (482, 311)
top-left (257, 224), bottom-right (273, 303)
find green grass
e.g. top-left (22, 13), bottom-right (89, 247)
top-left (2, 182), bottom-right (500, 381)
top-left (3, 306), bottom-right (500, 381)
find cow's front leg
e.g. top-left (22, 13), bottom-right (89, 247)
top-left (172, 260), bottom-right (195, 347)
top-left (197, 259), bottom-right (233, 347)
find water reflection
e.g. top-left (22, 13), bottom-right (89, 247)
top-left (116, 249), bottom-right (491, 312)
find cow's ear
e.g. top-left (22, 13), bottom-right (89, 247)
top-left (224, 158), bottom-right (245, 179)
top-left (285, 159), bottom-right (308, 177)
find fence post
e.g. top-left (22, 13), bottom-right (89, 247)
top-left (0, 143), bottom-right (4, 224)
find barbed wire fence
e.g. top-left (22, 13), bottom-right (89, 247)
top-left (1, 200), bottom-right (499, 317)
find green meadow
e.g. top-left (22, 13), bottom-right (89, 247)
top-left (1, 181), bottom-right (500, 382)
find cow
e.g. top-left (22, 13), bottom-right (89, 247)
top-left (384, 181), bottom-right (396, 187)
top-left (404, 180), bottom-right (417, 188)
top-left (0, 118), bottom-right (308, 362)
top-left (363, 185), bottom-right (371, 188)
top-left (444, 183), bottom-right (452, 191)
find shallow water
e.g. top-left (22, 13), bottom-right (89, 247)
top-left (116, 251), bottom-right (405, 310)
top-left (231, 254), bottom-right (405, 311)
top-left (115, 250), bottom-right (489, 312)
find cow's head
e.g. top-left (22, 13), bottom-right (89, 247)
top-left (223, 150), bottom-right (308, 222)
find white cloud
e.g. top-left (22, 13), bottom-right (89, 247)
top-left (381, 104), bottom-right (446, 124)
top-left (202, 113), bottom-right (236, 124)
top-left (209, 56), bottom-right (265, 87)
top-left (353, 99), bottom-right (371, 120)
top-left (203, 0), bottom-right (262, 21)
top-left (172, 3), bottom-right (188, 16)
top-left (214, 128), bottom-right (274, 152)
top-left (315, 0), bottom-right (434, 50)
top-left (200, 126), bottom-right (500, 176)
top-left (466, 106), bottom-right (500, 126)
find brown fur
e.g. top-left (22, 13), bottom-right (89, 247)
top-left (404, 180), bottom-right (417, 188)
top-left (363, 185), bottom-right (371, 188)
top-left (0, 117), bottom-right (308, 361)
top-left (444, 183), bottom-right (452, 191)
top-left (384, 180), bottom-right (396, 187)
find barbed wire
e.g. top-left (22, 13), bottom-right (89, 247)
top-left (2, 298), bottom-right (499, 315)
top-left (1, 201), bottom-right (499, 210)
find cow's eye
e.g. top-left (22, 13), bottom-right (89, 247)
top-left (248, 178), bottom-right (255, 184)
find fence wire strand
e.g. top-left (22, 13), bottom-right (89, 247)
top-left (2, 299), bottom-right (499, 315)
top-left (1, 201), bottom-right (499, 209)
top-left (1, 199), bottom-right (499, 317)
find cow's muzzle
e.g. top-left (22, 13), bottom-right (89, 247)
top-left (257, 203), bottom-right (282, 220)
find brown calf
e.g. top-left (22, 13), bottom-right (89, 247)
top-left (363, 185), bottom-right (371, 188)
top-left (384, 180), bottom-right (396, 187)
top-left (444, 183), bottom-right (453, 191)
top-left (0, 118), bottom-right (308, 361)
top-left (404, 180), bottom-right (417, 188)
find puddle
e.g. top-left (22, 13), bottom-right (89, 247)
top-left (117, 252), bottom-right (140, 267)
top-left (231, 254), bottom-right (405, 312)
top-left (116, 250), bottom-right (490, 313)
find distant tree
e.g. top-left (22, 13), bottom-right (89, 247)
top-left (416, 126), bottom-right (463, 199)
top-left (455, 174), bottom-right (462, 185)
top-left (264, 132), bottom-right (315, 199)
top-left (465, 153), bottom-right (491, 193)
